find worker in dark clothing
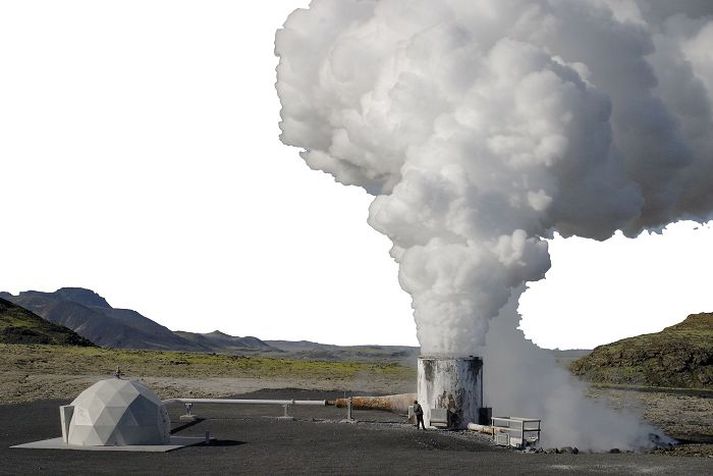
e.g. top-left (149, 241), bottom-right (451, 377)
top-left (413, 400), bottom-right (426, 429)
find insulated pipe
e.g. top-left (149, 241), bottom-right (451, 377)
top-left (331, 394), bottom-right (416, 414)
top-left (163, 398), bottom-right (327, 406)
top-left (467, 422), bottom-right (494, 435)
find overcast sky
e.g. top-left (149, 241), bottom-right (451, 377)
top-left (2, 1), bottom-right (712, 350)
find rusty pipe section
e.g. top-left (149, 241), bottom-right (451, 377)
top-left (467, 422), bottom-right (495, 435)
top-left (329, 393), bottom-right (416, 414)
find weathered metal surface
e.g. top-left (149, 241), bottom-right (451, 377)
top-left (417, 356), bottom-right (483, 429)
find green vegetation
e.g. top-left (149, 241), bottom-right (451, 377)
top-left (570, 313), bottom-right (713, 389)
top-left (0, 343), bottom-right (415, 381)
top-left (0, 298), bottom-right (93, 346)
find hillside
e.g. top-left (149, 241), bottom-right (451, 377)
top-left (0, 289), bottom-right (208, 351)
top-left (0, 297), bottom-right (93, 346)
top-left (570, 313), bottom-right (713, 389)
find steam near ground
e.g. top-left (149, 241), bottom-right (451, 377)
top-left (479, 292), bottom-right (660, 449)
top-left (275, 0), bottom-right (713, 448)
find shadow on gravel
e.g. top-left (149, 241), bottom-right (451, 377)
top-left (352, 419), bottom-right (405, 424)
top-left (170, 418), bottom-right (205, 434)
top-left (674, 435), bottom-right (713, 444)
top-left (208, 439), bottom-right (245, 447)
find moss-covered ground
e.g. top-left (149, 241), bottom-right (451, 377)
top-left (0, 343), bottom-right (414, 380)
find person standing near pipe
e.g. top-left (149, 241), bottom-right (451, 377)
top-left (413, 400), bottom-right (425, 430)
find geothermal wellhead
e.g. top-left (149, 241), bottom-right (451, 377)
top-left (417, 356), bottom-right (483, 429)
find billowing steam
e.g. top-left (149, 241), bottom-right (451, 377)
top-left (275, 0), bottom-right (713, 448)
top-left (276, 0), bottom-right (713, 352)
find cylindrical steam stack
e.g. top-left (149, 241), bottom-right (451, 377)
top-left (417, 356), bottom-right (483, 429)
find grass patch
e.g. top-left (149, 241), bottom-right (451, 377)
top-left (0, 298), bottom-right (93, 346)
top-left (0, 344), bottom-right (415, 381)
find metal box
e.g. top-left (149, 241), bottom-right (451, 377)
top-left (478, 407), bottom-right (492, 425)
top-left (491, 417), bottom-right (541, 448)
top-left (429, 408), bottom-right (449, 428)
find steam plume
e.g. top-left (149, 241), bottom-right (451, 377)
top-left (276, 0), bottom-right (713, 447)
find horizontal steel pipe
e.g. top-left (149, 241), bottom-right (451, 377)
top-left (163, 398), bottom-right (326, 406)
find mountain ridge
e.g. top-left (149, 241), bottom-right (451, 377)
top-left (0, 288), bottom-right (278, 353)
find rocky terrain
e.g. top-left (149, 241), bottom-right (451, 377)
top-left (587, 385), bottom-right (713, 456)
top-left (570, 313), bottom-right (713, 388)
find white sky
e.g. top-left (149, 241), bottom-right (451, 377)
top-left (1, 1), bottom-right (712, 350)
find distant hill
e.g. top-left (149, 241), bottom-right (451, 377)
top-left (0, 288), bottom-right (209, 351)
top-left (265, 340), bottom-right (420, 364)
top-left (570, 313), bottom-right (713, 389)
top-left (0, 288), bottom-right (281, 353)
top-left (175, 330), bottom-right (281, 353)
top-left (0, 297), bottom-right (93, 346)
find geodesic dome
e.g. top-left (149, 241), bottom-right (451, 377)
top-left (65, 378), bottom-right (170, 446)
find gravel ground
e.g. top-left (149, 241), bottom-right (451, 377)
top-left (2, 390), bottom-right (712, 475)
top-left (586, 386), bottom-right (713, 457)
top-left (0, 369), bottom-right (414, 405)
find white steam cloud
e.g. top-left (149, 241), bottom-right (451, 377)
top-left (276, 0), bottom-right (713, 352)
top-left (275, 0), bottom-right (713, 448)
